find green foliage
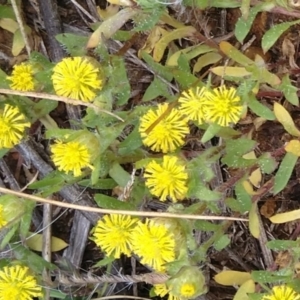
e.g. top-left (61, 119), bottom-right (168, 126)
top-left (273, 152), bottom-right (298, 195)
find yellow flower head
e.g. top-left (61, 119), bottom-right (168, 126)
top-left (144, 155), bottom-right (188, 202)
top-left (92, 214), bottom-right (138, 258)
top-left (131, 219), bottom-right (175, 272)
top-left (50, 140), bottom-right (93, 177)
top-left (0, 204), bottom-right (7, 229)
top-left (139, 103), bottom-right (189, 153)
top-left (0, 265), bottom-right (43, 300)
top-left (7, 63), bottom-right (35, 91)
top-left (178, 87), bottom-right (207, 124)
top-left (204, 85), bottom-right (242, 127)
top-left (154, 284), bottom-right (180, 300)
top-left (52, 57), bottom-right (103, 102)
top-left (262, 285), bottom-right (300, 300)
top-left (0, 104), bottom-right (30, 149)
top-left (168, 266), bottom-right (207, 299)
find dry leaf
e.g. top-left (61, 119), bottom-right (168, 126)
top-left (26, 232), bottom-right (68, 252)
top-left (249, 202), bottom-right (260, 239)
top-left (260, 198), bottom-right (276, 218)
top-left (233, 279), bottom-right (255, 300)
top-left (214, 271), bottom-right (252, 286)
top-left (270, 209), bottom-right (300, 224)
top-left (153, 26), bottom-right (197, 62)
top-left (285, 140), bottom-right (300, 156)
top-left (87, 8), bottom-right (138, 48)
top-left (211, 66), bottom-right (251, 77)
top-left (274, 102), bottom-right (300, 137)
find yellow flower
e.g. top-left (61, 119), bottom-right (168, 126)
top-left (139, 103), bottom-right (189, 153)
top-left (92, 214), bottom-right (138, 258)
top-left (50, 140), bottom-right (93, 177)
top-left (0, 205), bottom-right (7, 229)
top-left (178, 87), bottom-right (207, 124)
top-left (52, 57), bottom-right (103, 102)
top-left (262, 286), bottom-right (300, 300)
top-left (203, 85), bottom-right (242, 127)
top-left (131, 219), bottom-right (175, 272)
top-left (0, 265), bottom-right (43, 300)
top-left (0, 104), bottom-right (30, 149)
top-left (154, 284), bottom-right (181, 300)
top-left (168, 267), bottom-right (207, 299)
top-left (144, 155), bottom-right (188, 202)
top-left (7, 63), bottom-right (35, 91)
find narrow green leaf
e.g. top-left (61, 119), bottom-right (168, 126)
top-left (214, 235), bottom-right (230, 251)
top-left (94, 194), bottom-right (135, 210)
top-left (267, 239), bottom-right (299, 251)
top-left (248, 94), bottom-right (275, 120)
top-left (109, 162), bottom-right (131, 187)
top-left (235, 181), bottom-right (252, 213)
top-left (201, 123), bottom-right (221, 143)
top-left (278, 74), bottom-right (299, 106)
top-left (142, 76), bottom-right (170, 101)
top-left (262, 19), bottom-right (300, 53)
top-left (273, 152), bottom-right (298, 195)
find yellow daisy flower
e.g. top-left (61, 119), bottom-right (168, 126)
top-left (50, 140), bottom-right (93, 177)
top-left (139, 103), bottom-right (189, 153)
top-left (0, 265), bottom-right (43, 300)
top-left (52, 57), bottom-right (103, 102)
top-left (7, 63), bottom-right (35, 91)
top-left (144, 155), bottom-right (188, 202)
top-left (131, 219), bottom-right (175, 272)
top-left (0, 104), bottom-right (30, 149)
top-left (92, 214), bottom-right (138, 258)
top-left (0, 204), bottom-right (7, 229)
top-left (154, 284), bottom-right (181, 300)
top-left (178, 86), bottom-right (207, 124)
top-left (262, 286), bottom-right (300, 300)
top-left (203, 85), bottom-right (242, 127)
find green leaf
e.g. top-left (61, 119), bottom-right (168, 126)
top-left (13, 244), bottom-right (56, 273)
top-left (108, 162), bottom-right (131, 187)
top-left (141, 51), bottom-right (173, 81)
top-left (247, 94), bottom-right (275, 120)
top-left (251, 270), bottom-right (291, 283)
top-left (266, 239), bottom-right (299, 251)
top-left (33, 99), bottom-right (58, 119)
top-left (222, 138), bottom-right (256, 168)
top-left (214, 234), bottom-right (230, 251)
top-left (262, 19), bottom-right (300, 53)
top-left (258, 153), bottom-right (278, 174)
top-left (94, 194), bottom-right (135, 210)
top-left (79, 178), bottom-right (117, 189)
top-left (108, 56), bottom-right (131, 105)
top-left (235, 3), bottom-right (274, 43)
top-left (142, 76), bottom-right (170, 101)
top-left (278, 74), bottom-right (299, 106)
top-left (118, 126), bottom-right (143, 155)
top-left (201, 123), bottom-right (222, 143)
top-left (0, 5), bottom-right (15, 19)
top-left (274, 152), bottom-right (298, 195)
top-left (188, 180), bottom-right (222, 201)
top-left (94, 256), bottom-right (115, 267)
top-left (133, 6), bottom-right (164, 31)
top-left (194, 220), bottom-right (220, 231)
top-left (55, 33), bottom-right (89, 56)
top-left (235, 181), bottom-right (252, 213)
